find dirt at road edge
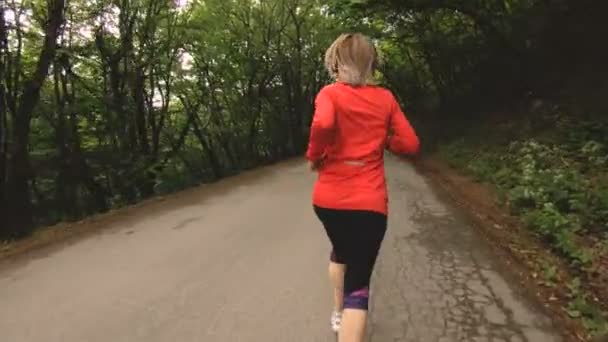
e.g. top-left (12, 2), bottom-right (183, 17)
top-left (417, 157), bottom-right (602, 342)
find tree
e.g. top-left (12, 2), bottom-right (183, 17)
top-left (0, 0), bottom-right (339, 238)
top-left (2, 0), bottom-right (66, 237)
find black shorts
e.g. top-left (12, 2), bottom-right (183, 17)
top-left (314, 206), bottom-right (387, 302)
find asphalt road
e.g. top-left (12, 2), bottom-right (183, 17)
top-left (0, 158), bottom-right (563, 342)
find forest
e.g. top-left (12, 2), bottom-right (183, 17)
top-left (1, 0), bottom-right (607, 336)
top-left (1, 0), bottom-right (343, 237)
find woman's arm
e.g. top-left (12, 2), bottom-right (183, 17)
top-left (306, 87), bottom-right (336, 162)
top-left (386, 97), bottom-right (420, 155)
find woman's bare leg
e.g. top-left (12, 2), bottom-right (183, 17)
top-left (329, 261), bottom-right (345, 311)
top-left (339, 309), bottom-right (367, 342)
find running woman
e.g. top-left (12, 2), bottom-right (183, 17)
top-left (307, 33), bottom-right (420, 342)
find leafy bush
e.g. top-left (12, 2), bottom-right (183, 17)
top-left (439, 118), bottom-right (608, 335)
top-left (566, 278), bottom-right (608, 335)
top-left (439, 124), bottom-right (608, 266)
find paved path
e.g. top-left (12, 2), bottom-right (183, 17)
top-left (0, 158), bottom-right (562, 341)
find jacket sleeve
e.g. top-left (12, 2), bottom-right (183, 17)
top-left (386, 95), bottom-right (420, 155)
top-left (306, 87), bottom-right (336, 161)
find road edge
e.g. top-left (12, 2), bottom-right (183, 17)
top-left (415, 156), bottom-right (590, 342)
top-left (0, 158), bottom-right (303, 263)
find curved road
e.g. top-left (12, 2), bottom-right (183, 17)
top-left (0, 158), bottom-right (562, 342)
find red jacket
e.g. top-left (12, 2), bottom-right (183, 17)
top-left (306, 82), bottom-right (420, 215)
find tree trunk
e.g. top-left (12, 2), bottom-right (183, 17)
top-left (0, 87), bottom-right (6, 207)
top-left (68, 101), bottom-right (109, 212)
top-left (0, 4), bottom-right (9, 226)
top-left (192, 115), bottom-right (222, 180)
top-left (289, 7), bottom-right (304, 153)
top-left (131, 66), bottom-right (154, 197)
top-left (53, 62), bottom-right (78, 218)
top-left (282, 66), bottom-right (296, 155)
top-left (133, 66), bottom-right (150, 155)
top-left (208, 85), bottom-right (237, 170)
top-left (2, 0), bottom-right (65, 238)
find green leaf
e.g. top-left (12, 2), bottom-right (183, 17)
top-left (566, 308), bottom-right (582, 318)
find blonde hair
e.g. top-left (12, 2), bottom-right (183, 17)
top-left (324, 33), bottom-right (379, 86)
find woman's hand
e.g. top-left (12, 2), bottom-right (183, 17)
top-left (308, 159), bottom-right (324, 171)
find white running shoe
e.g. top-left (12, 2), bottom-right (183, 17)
top-left (331, 311), bottom-right (342, 333)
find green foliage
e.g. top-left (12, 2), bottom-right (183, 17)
top-left (439, 115), bottom-right (608, 335)
top-left (566, 278), bottom-right (608, 335)
top-left (439, 118), bottom-right (608, 265)
top-left (0, 0), bottom-right (341, 238)
top-left (2, 0), bottom-right (601, 240)
top-left (540, 262), bottom-right (558, 287)
top-left (522, 205), bottom-right (592, 265)
top-left (154, 160), bottom-right (201, 195)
